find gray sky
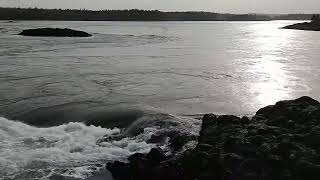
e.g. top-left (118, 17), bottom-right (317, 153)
top-left (1, 0), bottom-right (319, 14)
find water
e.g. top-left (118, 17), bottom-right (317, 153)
top-left (0, 20), bottom-right (320, 179)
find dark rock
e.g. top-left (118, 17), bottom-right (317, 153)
top-left (295, 160), bottom-right (320, 180)
top-left (146, 148), bottom-right (166, 165)
top-left (240, 116), bottom-right (251, 124)
top-left (169, 132), bottom-right (196, 151)
top-left (248, 135), bottom-right (265, 145)
top-left (255, 96), bottom-right (320, 125)
top-left (148, 133), bottom-right (168, 144)
top-left (106, 161), bottom-right (130, 180)
top-left (216, 115), bottom-right (241, 125)
top-left (201, 114), bottom-right (217, 129)
top-left (283, 21), bottom-right (320, 31)
top-left (222, 153), bottom-right (244, 171)
top-left (19, 28), bottom-right (92, 37)
top-left (107, 96), bottom-right (320, 180)
top-left (146, 129), bottom-right (196, 151)
top-left (49, 174), bottom-right (79, 180)
top-left (195, 143), bottom-right (214, 152)
top-left (128, 153), bottom-right (145, 163)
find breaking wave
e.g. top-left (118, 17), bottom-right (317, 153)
top-left (0, 117), bottom-right (154, 179)
top-left (0, 111), bottom-right (200, 180)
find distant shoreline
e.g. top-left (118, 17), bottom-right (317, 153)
top-left (0, 7), bottom-right (314, 21)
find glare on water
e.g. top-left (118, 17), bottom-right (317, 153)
top-left (248, 23), bottom-right (298, 106)
top-left (0, 20), bottom-right (319, 117)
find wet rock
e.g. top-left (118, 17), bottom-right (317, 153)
top-left (169, 132), bottom-right (196, 151)
top-left (49, 174), bottom-right (79, 180)
top-left (19, 28), bottom-right (92, 37)
top-left (201, 113), bottom-right (217, 126)
top-left (240, 116), bottom-right (251, 124)
top-left (146, 148), bottom-right (166, 165)
top-left (255, 96), bottom-right (320, 124)
top-left (147, 133), bottom-right (168, 144)
top-left (128, 153), bottom-right (145, 163)
top-left (195, 143), bottom-right (214, 152)
top-left (295, 160), bottom-right (320, 180)
top-left (107, 96), bottom-right (320, 180)
top-left (216, 115), bottom-right (241, 125)
top-left (106, 161), bottom-right (131, 180)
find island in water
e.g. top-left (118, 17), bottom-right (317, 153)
top-left (283, 14), bottom-right (320, 31)
top-left (106, 96), bottom-right (320, 180)
top-left (19, 28), bottom-right (92, 37)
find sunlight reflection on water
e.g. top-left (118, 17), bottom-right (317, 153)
top-left (249, 23), bottom-right (297, 107)
top-left (0, 21), bottom-right (320, 117)
top-left (252, 57), bottom-right (290, 106)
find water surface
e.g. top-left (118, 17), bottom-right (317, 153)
top-left (0, 20), bottom-right (320, 179)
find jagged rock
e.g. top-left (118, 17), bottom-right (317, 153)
top-left (106, 96), bottom-right (320, 180)
top-left (169, 132), bottom-right (196, 151)
top-left (19, 28), bottom-right (92, 37)
top-left (145, 129), bottom-right (196, 151)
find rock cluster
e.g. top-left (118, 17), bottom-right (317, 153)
top-left (19, 28), bottom-right (92, 37)
top-left (107, 96), bottom-right (320, 180)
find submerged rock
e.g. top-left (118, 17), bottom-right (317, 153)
top-left (19, 28), bottom-right (92, 37)
top-left (106, 96), bottom-right (320, 180)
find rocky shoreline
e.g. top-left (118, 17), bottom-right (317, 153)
top-left (106, 96), bottom-right (320, 180)
top-left (283, 21), bottom-right (320, 31)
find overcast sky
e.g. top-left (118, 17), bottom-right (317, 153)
top-left (1, 0), bottom-right (319, 14)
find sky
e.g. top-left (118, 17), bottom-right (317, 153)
top-left (1, 0), bottom-right (320, 14)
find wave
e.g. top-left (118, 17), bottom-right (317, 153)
top-left (0, 111), bottom-right (200, 179)
top-left (0, 117), bottom-right (154, 179)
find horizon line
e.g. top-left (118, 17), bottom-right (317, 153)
top-left (0, 6), bottom-right (318, 15)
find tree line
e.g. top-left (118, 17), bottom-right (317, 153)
top-left (311, 14), bottom-right (320, 21)
top-left (0, 7), bottom-right (272, 21)
top-left (273, 14), bottom-right (314, 20)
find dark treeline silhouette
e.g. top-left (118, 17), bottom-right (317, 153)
top-left (311, 14), bottom-right (320, 21)
top-left (273, 14), bottom-right (314, 20)
top-left (0, 7), bottom-right (272, 21)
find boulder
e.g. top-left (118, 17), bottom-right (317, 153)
top-left (19, 28), bottom-right (92, 37)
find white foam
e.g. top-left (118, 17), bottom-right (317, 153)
top-left (0, 117), bottom-right (155, 179)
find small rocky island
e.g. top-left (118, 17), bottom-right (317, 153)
top-left (107, 96), bottom-right (320, 180)
top-left (19, 28), bottom-right (92, 37)
top-left (283, 14), bottom-right (320, 31)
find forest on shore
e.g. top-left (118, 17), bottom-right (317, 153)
top-left (0, 7), bottom-right (313, 21)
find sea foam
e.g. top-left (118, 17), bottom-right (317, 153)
top-left (0, 117), bottom-right (154, 179)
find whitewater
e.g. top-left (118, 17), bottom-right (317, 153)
top-left (0, 117), bottom-right (152, 179)
top-left (0, 111), bottom-right (200, 180)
